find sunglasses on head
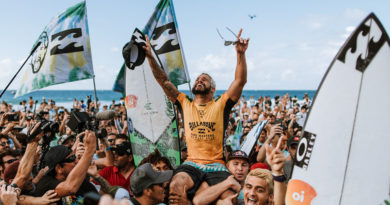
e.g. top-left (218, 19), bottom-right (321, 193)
top-left (60, 154), bottom-right (76, 164)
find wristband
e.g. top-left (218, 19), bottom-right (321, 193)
top-left (105, 146), bottom-right (111, 152)
top-left (272, 173), bottom-right (286, 182)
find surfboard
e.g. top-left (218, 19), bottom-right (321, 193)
top-left (240, 120), bottom-right (268, 156)
top-left (286, 13), bottom-right (390, 205)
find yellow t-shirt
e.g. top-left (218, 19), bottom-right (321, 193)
top-left (176, 92), bottom-right (235, 164)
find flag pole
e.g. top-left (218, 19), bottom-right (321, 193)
top-left (170, 0), bottom-right (192, 98)
top-left (0, 42), bottom-right (42, 98)
top-left (84, 0), bottom-right (99, 112)
top-left (92, 74), bottom-right (99, 112)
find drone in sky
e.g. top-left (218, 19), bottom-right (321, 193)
top-left (248, 14), bottom-right (256, 20)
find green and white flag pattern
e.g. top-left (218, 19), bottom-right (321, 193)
top-left (16, 2), bottom-right (93, 97)
top-left (113, 0), bottom-right (190, 94)
top-left (126, 0), bottom-right (188, 168)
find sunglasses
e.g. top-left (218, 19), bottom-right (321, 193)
top-left (112, 148), bottom-right (128, 156)
top-left (0, 141), bottom-right (11, 146)
top-left (107, 139), bottom-right (115, 143)
top-left (60, 154), bottom-right (76, 164)
top-left (3, 158), bottom-right (18, 164)
top-left (216, 27), bottom-right (238, 46)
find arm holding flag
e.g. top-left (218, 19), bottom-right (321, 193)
top-left (143, 34), bottom-right (180, 103)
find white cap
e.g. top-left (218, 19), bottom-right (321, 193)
top-left (114, 188), bottom-right (130, 200)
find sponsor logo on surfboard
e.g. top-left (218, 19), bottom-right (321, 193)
top-left (286, 179), bottom-right (317, 205)
top-left (337, 15), bottom-right (388, 72)
top-left (295, 131), bottom-right (316, 170)
top-left (125, 94), bottom-right (138, 109)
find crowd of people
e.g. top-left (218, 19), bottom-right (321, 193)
top-left (0, 29), bottom-right (312, 205)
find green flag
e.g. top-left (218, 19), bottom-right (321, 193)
top-left (113, 0), bottom-right (190, 93)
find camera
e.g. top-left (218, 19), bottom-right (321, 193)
top-left (36, 111), bottom-right (59, 133)
top-left (67, 110), bottom-right (107, 139)
top-left (7, 113), bottom-right (19, 122)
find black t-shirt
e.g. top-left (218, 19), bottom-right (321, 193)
top-left (33, 175), bottom-right (98, 205)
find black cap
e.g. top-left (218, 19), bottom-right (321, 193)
top-left (130, 163), bottom-right (173, 195)
top-left (122, 28), bottom-right (146, 70)
top-left (44, 145), bottom-right (72, 175)
top-left (288, 136), bottom-right (300, 147)
top-left (228, 150), bottom-right (250, 162)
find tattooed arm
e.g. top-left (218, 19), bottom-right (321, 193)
top-left (143, 35), bottom-right (180, 103)
top-left (88, 164), bottom-right (118, 196)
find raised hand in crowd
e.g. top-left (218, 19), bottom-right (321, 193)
top-left (12, 122), bottom-right (43, 190)
top-left (0, 185), bottom-right (17, 205)
top-left (235, 29), bottom-right (250, 55)
top-left (264, 134), bottom-right (287, 205)
top-left (76, 142), bottom-right (85, 160)
top-left (256, 124), bottom-right (283, 163)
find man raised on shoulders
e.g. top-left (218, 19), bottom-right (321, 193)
top-left (143, 28), bottom-right (249, 203)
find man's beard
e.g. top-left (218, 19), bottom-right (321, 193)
top-left (192, 84), bottom-right (211, 95)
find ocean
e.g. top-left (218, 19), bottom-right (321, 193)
top-left (1, 89), bottom-right (316, 109)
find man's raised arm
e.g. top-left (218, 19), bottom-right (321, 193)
top-left (143, 35), bottom-right (180, 103)
top-left (226, 28), bottom-right (249, 102)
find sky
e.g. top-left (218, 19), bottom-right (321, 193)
top-left (0, 0), bottom-right (389, 91)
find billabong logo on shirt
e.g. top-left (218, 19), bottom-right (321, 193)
top-left (189, 121), bottom-right (216, 131)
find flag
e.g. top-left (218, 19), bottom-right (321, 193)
top-left (112, 64), bottom-right (125, 94)
top-left (15, 2), bottom-right (93, 97)
top-left (126, 0), bottom-right (188, 168)
top-left (113, 0), bottom-right (190, 93)
top-left (230, 120), bottom-right (242, 151)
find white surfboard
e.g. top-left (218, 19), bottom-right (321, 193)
top-left (286, 13), bottom-right (390, 205)
top-left (240, 120), bottom-right (268, 156)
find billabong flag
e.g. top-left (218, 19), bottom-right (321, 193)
top-left (126, 0), bottom-right (188, 168)
top-left (16, 2), bottom-right (94, 97)
top-left (113, 0), bottom-right (189, 93)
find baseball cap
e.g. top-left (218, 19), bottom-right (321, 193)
top-left (44, 145), bottom-right (73, 175)
top-left (122, 28), bottom-right (146, 70)
top-left (57, 134), bottom-right (74, 145)
top-left (114, 187), bottom-right (130, 200)
top-left (287, 136), bottom-right (300, 147)
top-left (130, 163), bottom-right (173, 195)
top-left (228, 150), bottom-right (250, 162)
top-left (250, 162), bottom-right (270, 171)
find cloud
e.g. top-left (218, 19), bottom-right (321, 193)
top-left (344, 8), bottom-right (366, 20)
top-left (300, 15), bottom-right (328, 30)
top-left (281, 69), bottom-right (296, 81)
top-left (110, 47), bottom-right (119, 52)
top-left (0, 58), bottom-right (11, 65)
top-left (342, 26), bottom-right (356, 39)
top-left (298, 43), bottom-right (312, 51)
